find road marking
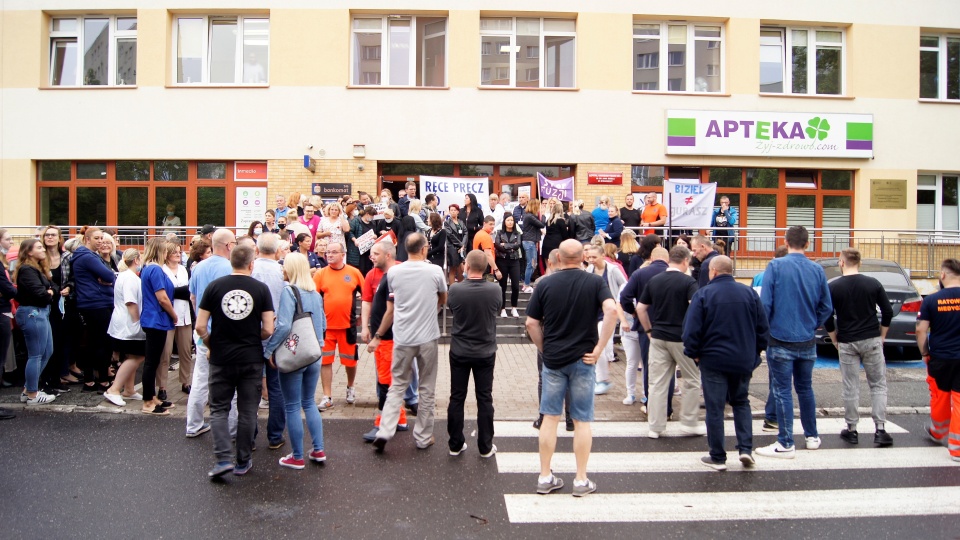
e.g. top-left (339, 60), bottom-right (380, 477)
top-left (493, 418), bottom-right (908, 438)
top-left (504, 486), bottom-right (960, 523)
top-left (495, 446), bottom-right (953, 474)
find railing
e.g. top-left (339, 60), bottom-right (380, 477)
top-left (4, 224), bottom-right (960, 278)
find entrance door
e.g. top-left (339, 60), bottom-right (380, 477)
top-left (496, 178), bottom-right (536, 202)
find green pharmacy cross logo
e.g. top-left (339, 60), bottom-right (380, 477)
top-left (805, 117), bottom-right (831, 141)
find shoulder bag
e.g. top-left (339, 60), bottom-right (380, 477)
top-left (275, 286), bottom-right (323, 373)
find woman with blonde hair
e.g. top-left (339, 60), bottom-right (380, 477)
top-left (520, 198), bottom-right (545, 292)
top-left (139, 238), bottom-right (178, 415)
top-left (317, 202), bottom-right (350, 249)
top-left (407, 199), bottom-right (431, 233)
top-left (263, 252), bottom-right (328, 469)
top-left (618, 229), bottom-right (642, 272)
top-left (99, 233), bottom-right (121, 272)
top-left (103, 248), bottom-right (146, 406)
top-left (160, 238), bottom-right (194, 396)
top-left (14, 238), bottom-right (59, 404)
top-left (287, 191), bottom-right (303, 217)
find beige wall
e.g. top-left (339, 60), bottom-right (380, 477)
top-left (272, 9), bottom-right (348, 87)
top-left (0, 160), bottom-right (35, 225)
top-left (854, 169), bottom-right (917, 231)
top-left (578, 13), bottom-right (632, 91)
top-left (575, 164), bottom-right (632, 208)
top-left (848, 25), bottom-right (917, 100)
top-left (1, 10), bottom-right (42, 88)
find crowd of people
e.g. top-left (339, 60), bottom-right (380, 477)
top-left (1, 187), bottom-right (957, 487)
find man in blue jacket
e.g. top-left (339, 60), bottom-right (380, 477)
top-left (758, 226), bottom-right (832, 459)
top-left (683, 255), bottom-right (769, 470)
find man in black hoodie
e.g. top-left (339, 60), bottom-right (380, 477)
top-left (690, 235), bottom-right (718, 289)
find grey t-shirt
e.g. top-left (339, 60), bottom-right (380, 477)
top-left (387, 261), bottom-right (447, 346)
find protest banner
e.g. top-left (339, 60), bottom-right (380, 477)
top-left (356, 229), bottom-right (377, 254)
top-left (536, 172), bottom-right (574, 202)
top-left (420, 175), bottom-right (489, 217)
top-left (662, 180), bottom-right (717, 229)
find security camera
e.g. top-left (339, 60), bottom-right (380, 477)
top-left (308, 145), bottom-right (314, 149)
top-left (358, 165), bottom-right (365, 171)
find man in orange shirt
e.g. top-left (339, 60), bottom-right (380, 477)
top-left (313, 241), bottom-right (363, 410)
top-left (473, 215), bottom-right (502, 282)
top-left (640, 192), bottom-right (668, 236)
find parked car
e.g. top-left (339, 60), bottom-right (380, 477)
top-left (814, 258), bottom-right (923, 352)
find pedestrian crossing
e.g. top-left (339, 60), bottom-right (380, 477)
top-left (492, 419), bottom-right (960, 525)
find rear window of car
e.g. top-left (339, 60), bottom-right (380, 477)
top-left (822, 263), bottom-right (911, 288)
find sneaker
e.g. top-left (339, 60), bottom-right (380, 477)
top-left (647, 430), bottom-right (661, 439)
top-left (594, 381), bottom-right (612, 395)
top-left (756, 441), bottom-right (796, 459)
top-left (279, 454), bottom-right (305, 470)
top-left (405, 401), bottom-right (418, 416)
top-left (680, 424), bottom-right (707, 436)
top-left (309, 450), bottom-right (326, 462)
top-left (207, 461), bottom-right (234, 478)
top-left (233, 460), bottom-right (253, 476)
top-left (318, 396), bottom-right (333, 411)
top-left (123, 392), bottom-right (143, 401)
top-left (536, 474), bottom-right (564, 495)
top-left (739, 453), bottom-right (755, 468)
top-left (700, 456), bottom-right (727, 471)
top-left (500, 309), bottom-right (508, 318)
top-left (923, 421), bottom-right (948, 447)
top-left (565, 418), bottom-right (575, 432)
top-left (522, 286), bottom-right (534, 294)
top-left (19, 393), bottom-right (29, 403)
top-left (761, 419), bottom-right (778, 432)
top-left (572, 479), bottom-right (598, 497)
top-left (874, 429), bottom-right (893, 447)
top-left (345, 386), bottom-right (356, 404)
top-left (449, 442), bottom-right (467, 456)
top-left (533, 414), bottom-right (544, 429)
top-left (510, 308), bottom-right (520, 318)
top-left (258, 398), bottom-right (270, 410)
top-left (363, 427), bottom-right (380, 442)
top-left (26, 392), bottom-right (56, 405)
top-left (186, 423), bottom-right (212, 438)
top-left (373, 437), bottom-right (388, 453)
top-left (952, 456), bottom-right (960, 463)
top-left (268, 440), bottom-right (285, 450)
top-left (622, 395), bottom-right (636, 406)
top-left (416, 436), bottom-right (436, 450)
top-left (805, 436), bottom-right (822, 450)
top-left (397, 423), bottom-right (409, 431)
top-left (103, 392), bottom-right (126, 407)
top-left (840, 428), bottom-right (859, 445)
top-left (480, 445), bottom-right (498, 458)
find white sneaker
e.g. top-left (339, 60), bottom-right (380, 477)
top-left (756, 441), bottom-right (796, 459)
top-left (522, 286), bottom-right (534, 294)
top-left (346, 386), bottom-right (356, 404)
top-left (647, 430), bottom-right (661, 439)
top-left (500, 309), bottom-right (508, 318)
top-left (480, 444), bottom-right (498, 458)
top-left (258, 398), bottom-right (270, 410)
top-left (622, 395), bottom-right (636, 406)
top-left (103, 392), bottom-right (126, 407)
top-left (805, 436), bottom-right (822, 450)
top-left (510, 308), bottom-right (520, 318)
top-left (318, 396), bottom-right (333, 411)
top-left (26, 392), bottom-right (56, 405)
top-left (680, 424), bottom-right (707, 436)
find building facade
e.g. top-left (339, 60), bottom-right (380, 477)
top-left (2, 1), bottom-right (959, 263)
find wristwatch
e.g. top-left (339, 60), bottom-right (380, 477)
top-left (373, 333), bottom-right (382, 340)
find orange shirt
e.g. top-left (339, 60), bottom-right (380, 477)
top-left (473, 229), bottom-right (493, 253)
top-left (640, 203), bottom-right (668, 235)
top-left (313, 263), bottom-right (363, 329)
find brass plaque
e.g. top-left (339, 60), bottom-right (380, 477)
top-left (870, 179), bottom-right (907, 209)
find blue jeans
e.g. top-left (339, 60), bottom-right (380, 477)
top-left (768, 344), bottom-right (819, 448)
top-left (15, 306), bottom-right (53, 393)
top-left (264, 363), bottom-right (286, 445)
top-left (278, 360), bottom-right (325, 460)
top-left (764, 373), bottom-right (776, 423)
top-left (404, 360), bottom-right (419, 405)
top-left (522, 241), bottom-right (538, 286)
top-left (540, 360), bottom-right (595, 422)
top-left (701, 366), bottom-right (753, 462)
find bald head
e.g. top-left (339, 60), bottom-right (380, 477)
top-left (558, 239), bottom-right (584, 268)
top-left (211, 229), bottom-right (236, 256)
top-left (650, 246), bottom-right (669, 262)
top-left (709, 255), bottom-right (734, 277)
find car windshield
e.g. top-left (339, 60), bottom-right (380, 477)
top-left (822, 264), bottom-right (911, 288)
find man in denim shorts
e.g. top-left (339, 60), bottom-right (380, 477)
top-left (525, 239), bottom-right (618, 497)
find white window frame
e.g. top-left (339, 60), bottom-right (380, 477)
top-left (920, 34), bottom-right (960, 100)
top-left (760, 25), bottom-right (846, 96)
top-left (49, 15), bottom-right (137, 86)
top-left (918, 172), bottom-right (960, 233)
top-left (350, 15), bottom-right (447, 87)
top-left (171, 15), bottom-right (270, 86)
top-left (636, 52), bottom-right (658, 70)
top-left (632, 22), bottom-right (724, 94)
top-left (479, 17), bottom-right (576, 88)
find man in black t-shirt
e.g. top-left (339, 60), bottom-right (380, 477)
top-left (637, 245), bottom-right (704, 439)
top-left (525, 240), bottom-right (617, 497)
top-left (196, 245), bottom-right (275, 479)
top-left (823, 248), bottom-right (894, 447)
top-left (620, 194), bottom-right (641, 229)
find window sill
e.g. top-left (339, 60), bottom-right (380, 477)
top-left (918, 98), bottom-right (960, 104)
top-left (758, 92), bottom-right (854, 100)
top-left (477, 86), bottom-right (579, 91)
top-left (165, 84), bottom-right (269, 89)
top-left (346, 85), bottom-right (449, 90)
top-left (40, 85), bottom-right (138, 90)
top-left (632, 91), bottom-right (730, 97)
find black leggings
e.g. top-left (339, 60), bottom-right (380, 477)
top-left (143, 327), bottom-right (168, 402)
top-left (80, 307), bottom-right (112, 384)
top-left (496, 257), bottom-right (522, 308)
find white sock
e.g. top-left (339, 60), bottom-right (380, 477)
top-left (573, 479), bottom-right (590, 487)
top-left (538, 474), bottom-right (554, 484)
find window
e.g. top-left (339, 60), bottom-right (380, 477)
top-left (632, 22), bottom-right (723, 93)
top-left (759, 26), bottom-right (845, 95)
top-left (480, 17), bottom-right (576, 88)
top-left (49, 16), bottom-right (137, 86)
top-left (351, 16), bottom-right (446, 87)
top-left (920, 34), bottom-right (960, 100)
top-left (917, 173), bottom-right (960, 231)
top-left (173, 16), bottom-right (269, 85)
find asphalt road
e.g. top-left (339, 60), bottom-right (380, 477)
top-left (0, 412), bottom-right (956, 539)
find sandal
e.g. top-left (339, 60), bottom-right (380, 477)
top-left (68, 369), bottom-right (84, 380)
top-left (142, 405), bottom-right (170, 416)
top-left (61, 376), bottom-right (82, 385)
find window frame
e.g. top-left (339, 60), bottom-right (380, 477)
top-left (759, 25), bottom-right (847, 96)
top-left (917, 172), bottom-right (960, 232)
top-left (632, 21), bottom-right (725, 94)
top-left (171, 14), bottom-right (270, 86)
top-left (920, 33), bottom-right (960, 101)
top-left (350, 15), bottom-right (448, 88)
top-left (48, 15), bottom-right (138, 87)
top-left (479, 16), bottom-right (577, 88)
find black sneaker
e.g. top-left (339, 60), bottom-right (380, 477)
top-left (874, 429), bottom-right (893, 447)
top-left (532, 414), bottom-right (543, 429)
top-left (158, 389), bottom-right (168, 401)
top-left (373, 437), bottom-right (387, 453)
top-left (761, 419), bottom-right (778, 432)
top-left (405, 402), bottom-right (418, 416)
top-left (840, 428), bottom-right (859, 445)
top-left (565, 418), bottom-right (575, 432)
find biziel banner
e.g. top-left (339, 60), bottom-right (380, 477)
top-left (662, 180), bottom-right (716, 229)
top-left (665, 110), bottom-right (873, 158)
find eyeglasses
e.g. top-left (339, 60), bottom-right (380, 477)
top-left (43, 233), bottom-right (58, 237)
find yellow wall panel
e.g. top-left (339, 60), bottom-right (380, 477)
top-left (448, 10), bottom-right (479, 87)
top-left (577, 13), bottom-right (631, 91)
top-left (271, 9), bottom-right (349, 87)
top-left (137, 10), bottom-right (166, 87)
top-left (726, 18), bottom-right (759, 95)
top-left (848, 24), bottom-right (917, 99)
top-left (0, 160), bottom-right (35, 224)
top-left (2, 11), bottom-right (42, 88)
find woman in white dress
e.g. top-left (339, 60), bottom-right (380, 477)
top-left (316, 203), bottom-right (350, 248)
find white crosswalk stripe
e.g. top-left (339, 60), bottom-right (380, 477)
top-left (494, 418), bottom-right (908, 438)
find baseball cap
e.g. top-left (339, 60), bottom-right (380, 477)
top-left (200, 224), bottom-right (217, 235)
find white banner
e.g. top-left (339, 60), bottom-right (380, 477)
top-left (356, 230), bottom-right (377, 254)
top-left (236, 186), bottom-right (267, 234)
top-left (663, 181), bottom-right (717, 229)
top-left (420, 175), bottom-right (489, 217)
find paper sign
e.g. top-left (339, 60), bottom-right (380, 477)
top-left (356, 230), bottom-right (377, 254)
